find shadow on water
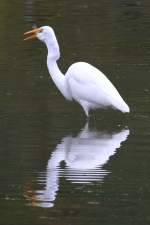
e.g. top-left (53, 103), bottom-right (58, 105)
top-left (23, 122), bottom-right (129, 208)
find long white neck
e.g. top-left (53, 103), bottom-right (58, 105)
top-left (46, 41), bottom-right (71, 100)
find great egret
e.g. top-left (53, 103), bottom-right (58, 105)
top-left (24, 26), bottom-right (130, 117)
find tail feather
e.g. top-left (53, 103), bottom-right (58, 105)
top-left (114, 100), bottom-right (130, 113)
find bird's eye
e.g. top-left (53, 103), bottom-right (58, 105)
top-left (38, 28), bottom-right (43, 33)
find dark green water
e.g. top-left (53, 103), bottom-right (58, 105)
top-left (0, 0), bottom-right (150, 225)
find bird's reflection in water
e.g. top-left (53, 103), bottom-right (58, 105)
top-left (25, 123), bottom-right (129, 208)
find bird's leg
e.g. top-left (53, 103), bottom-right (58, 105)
top-left (80, 100), bottom-right (89, 118)
top-left (82, 106), bottom-right (89, 117)
top-left (86, 115), bottom-right (90, 123)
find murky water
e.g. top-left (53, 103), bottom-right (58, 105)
top-left (0, 0), bottom-right (150, 225)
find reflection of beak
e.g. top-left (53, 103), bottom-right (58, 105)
top-left (23, 27), bottom-right (43, 41)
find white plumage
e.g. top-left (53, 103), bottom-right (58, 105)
top-left (24, 26), bottom-right (130, 117)
top-left (65, 62), bottom-right (129, 116)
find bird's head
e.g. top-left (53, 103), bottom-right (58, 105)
top-left (24, 26), bottom-right (60, 60)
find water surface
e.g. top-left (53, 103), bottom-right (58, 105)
top-left (0, 0), bottom-right (150, 225)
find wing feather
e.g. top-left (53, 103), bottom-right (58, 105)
top-left (66, 62), bottom-right (129, 112)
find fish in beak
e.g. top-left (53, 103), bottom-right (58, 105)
top-left (24, 27), bottom-right (43, 40)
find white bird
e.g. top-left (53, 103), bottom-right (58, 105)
top-left (24, 26), bottom-right (130, 117)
